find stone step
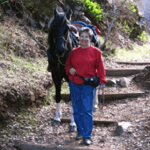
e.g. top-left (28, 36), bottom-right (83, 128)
top-left (145, 81), bottom-right (150, 88)
top-left (116, 61), bottom-right (150, 65)
top-left (61, 117), bottom-right (117, 125)
top-left (61, 92), bottom-right (145, 102)
top-left (15, 143), bottom-right (118, 150)
top-left (106, 68), bottom-right (143, 76)
top-left (102, 92), bottom-right (145, 100)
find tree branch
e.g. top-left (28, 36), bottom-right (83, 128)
top-left (101, 0), bottom-right (127, 50)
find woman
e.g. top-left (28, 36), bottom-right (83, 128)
top-left (65, 27), bottom-right (106, 145)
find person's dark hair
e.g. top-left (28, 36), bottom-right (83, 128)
top-left (79, 27), bottom-right (93, 40)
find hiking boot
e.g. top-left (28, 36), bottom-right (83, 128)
top-left (83, 138), bottom-right (91, 145)
top-left (75, 134), bottom-right (83, 140)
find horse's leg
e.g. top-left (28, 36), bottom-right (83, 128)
top-left (53, 82), bottom-right (62, 125)
top-left (93, 87), bottom-right (99, 112)
top-left (65, 75), bottom-right (76, 132)
top-left (52, 70), bottom-right (62, 125)
top-left (54, 102), bottom-right (62, 122)
top-left (69, 101), bottom-right (76, 132)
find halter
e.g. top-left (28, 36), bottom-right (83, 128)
top-left (52, 15), bottom-right (70, 53)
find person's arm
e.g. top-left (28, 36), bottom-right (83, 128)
top-left (96, 50), bottom-right (106, 85)
top-left (65, 51), bottom-right (77, 76)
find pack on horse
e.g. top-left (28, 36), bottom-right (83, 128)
top-left (47, 8), bottom-right (101, 131)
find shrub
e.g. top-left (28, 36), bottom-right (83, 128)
top-left (84, 0), bottom-right (103, 21)
top-left (137, 31), bottom-right (147, 41)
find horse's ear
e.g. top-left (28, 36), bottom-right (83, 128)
top-left (66, 8), bottom-right (72, 20)
top-left (54, 8), bottom-right (58, 18)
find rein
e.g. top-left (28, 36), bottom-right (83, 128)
top-left (54, 36), bottom-right (67, 44)
top-left (58, 57), bottom-right (71, 68)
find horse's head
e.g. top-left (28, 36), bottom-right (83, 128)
top-left (50, 8), bottom-right (77, 58)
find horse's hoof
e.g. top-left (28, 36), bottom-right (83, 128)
top-left (53, 120), bottom-right (60, 126)
top-left (69, 125), bottom-right (76, 132)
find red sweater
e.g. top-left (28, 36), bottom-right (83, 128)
top-left (65, 45), bottom-right (106, 84)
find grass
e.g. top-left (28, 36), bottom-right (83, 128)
top-left (0, 18), bottom-right (55, 111)
top-left (114, 42), bottom-right (150, 61)
top-left (99, 32), bottom-right (150, 62)
top-left (1, 108), bottom-right (42, 137)
top-left (0, 51), bottom-right (49, 86)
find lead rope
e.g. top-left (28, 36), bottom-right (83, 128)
top-left (97, 86), bottom-right (105, 118)
top-left (58, 58), bottom-right (71, 67)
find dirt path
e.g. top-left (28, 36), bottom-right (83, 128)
top-left (0, 60), bottom-right (150, 150)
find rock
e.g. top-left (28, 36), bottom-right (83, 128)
top-left (99, 137), bottom-right (105, 143)
top-left (132, 66), bottom-right (150, 90)
top-left (114, 125), bottom-right (124, 136)
top-left (118, 122), bottom-right (132, 130)
top-left (118, 33), bottom-right (125, 44)
top-left (116, 77), bottom-right (130, 87)
top-left (114, 122), bottom-right (132, 136)
top-left (106, 79), bottom-right (116, 87)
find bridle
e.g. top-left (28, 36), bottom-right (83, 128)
top-left (53, 27), bottom-right (70, 59)
top-left (52, 15), bottom-right (69, 44)
top-left (54, 36), bottom-right (67, 44)
top-left (57, 57), bottom-right (71, 67)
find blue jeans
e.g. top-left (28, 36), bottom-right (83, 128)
top-left (69, 80), bottom-right (95, 139)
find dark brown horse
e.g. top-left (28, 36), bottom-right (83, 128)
top-left (47, 8), bottom-right (78, 131)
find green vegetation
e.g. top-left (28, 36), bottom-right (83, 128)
top-left (114, 43), bottom-right (150, 61)
top-left (0, 0), bottom-right (9, 4)
top-left (130, 5), bottom-right (137, 13)
top-left (3, 108), bottom-right (45, 137)
top-left (0, 18), bottom-right (55, 118)
top-left (137, 31), bottom-right (147, 41)
top-left (121, 20), bottom-right (134, 35)
top-left (84, 0), bottom-right (103, 21)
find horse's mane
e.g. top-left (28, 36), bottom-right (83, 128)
top-left (48, 18), bottom-right (54, 47)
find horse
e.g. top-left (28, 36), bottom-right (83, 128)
top-left (47, 8), bottom-right (78, 132)
top-left (47, 8), bottom-right (101, 132)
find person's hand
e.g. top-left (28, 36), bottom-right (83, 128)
top-left (100, 86), bottom-right (105, 91)
top-left (69, 68), bottom-right (76, 75)
top-left (99, 84), bottom-right (105, 91)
